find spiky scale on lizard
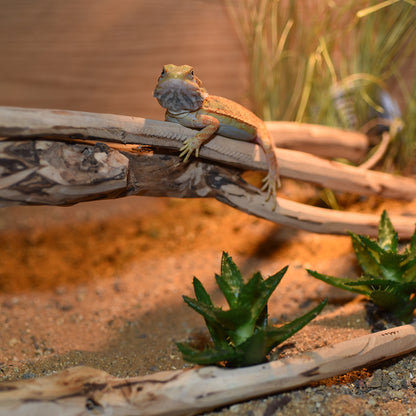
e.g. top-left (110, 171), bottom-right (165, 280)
top-left (153, 64), bottom-right (280, 208)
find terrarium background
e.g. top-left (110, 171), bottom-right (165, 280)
top-left (1, 1), bottom-right (416, 415)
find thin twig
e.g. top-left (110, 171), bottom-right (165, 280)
top-left (359, 131), bottom-right (392, 169)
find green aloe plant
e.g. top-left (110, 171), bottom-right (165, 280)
top-left (177, 252), bottom-right (327, 367)
top-left (308, 210), bottom-right (416, 323)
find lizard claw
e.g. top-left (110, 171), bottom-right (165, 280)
top-left (261, 172), bottom-right (278, 210)
top-left (179, 138), bottom-right (201, 162)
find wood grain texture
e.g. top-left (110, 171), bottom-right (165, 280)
top-left (1, 323), bottom-right (416, 416)
top-left (0, 106), bottom-right (410, 201)
top-left (1, 106), bottom-right (416, 237)
top-left (267, 122), bottom-right (368, 163)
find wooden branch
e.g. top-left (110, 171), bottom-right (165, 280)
top-left (1, 323), bottom-right (416, 416)
top-left (215, 180), bottom-right (416, 238)
top-left (266, 121), bottom-right (368, 163)
top-left (0, 139), bottom-right (414, 237)
top-left (0, 106), bottom-right (414, 201)
top-left (1, 106), bottom-right (416, 237)
top-left (0, 106), bottom-right (368, 160)
top-left (0, 139), bottom-right (130, 206)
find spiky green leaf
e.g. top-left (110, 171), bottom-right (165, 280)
top-left (378, 210), bottom-right (398, 252)
top-left (213, 307), bottom-right (252, 331)
top-left (216, 252), bottom-right (244, 308)
top-left (350, 233), bottom-right (383, 276)
top-left (306, 269), bottom-right (371, 296)
top-left (182, 295), bottom-right (217, 322)
top-left (240, 266), bottom-right (288, 324)
top-left (182, 295), bottom-right (235, 349)
top-left (225, 299), bottom-right (327, 367)
top-left (351, 232), bottom-right (384, 255)
top-left (346, 278), bottom-right (416, 293)
top-left (264, 267), bottom-right (288, 290)
top-left (250, 267), bottom-right (289, 330)
top-left (229, 330), bottom-right (269, 366)
top-left (402, 256), bottom-right (416, 282)
top-left (370, 290), bottom-right (408, 312)
top-left (192, 277), bottom-right (228, 348)
top-left (238, 272), bottom-right (265, 309)
top-left (256, 303), bottom-right (268, 330)
top-left (347, 278), bottom-right (416, 321)
top-left (192, 277), bottom-right (213, 306)
top-left (263, 299), bottom-right (328, 352)
top-left (378, 252), bottom-right (407, 281)
top-left (184, 296), bottom-right (253, 332)
top-left (176, 342), bottom-right (236, 365)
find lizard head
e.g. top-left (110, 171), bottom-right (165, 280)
top-left (153, 64), bottom-right (208, 113)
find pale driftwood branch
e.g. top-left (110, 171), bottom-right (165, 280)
top-left (0, 106), bottom-right (414, 201)
top-left (1, 322), bottom-right (416, 416)
top-left (0, 106), bottom-right (368, 160)
top-left (266, 121), bottom-right (368, 162)
top-left (1, 139), bottom-right (415, 238)
top-left (215, 181), bottom-right (416, 238)
top-left (1, 106), bottom-right (416, 237)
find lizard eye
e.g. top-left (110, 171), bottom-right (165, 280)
top-left (186, 69), bottom-right (195, 80)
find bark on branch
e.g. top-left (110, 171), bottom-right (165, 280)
top-left (1, 322), bottom-right (416, 416)
top-left (0, 106), bottom-right (415, 237)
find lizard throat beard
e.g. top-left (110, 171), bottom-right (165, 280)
top-left (153, 79), bottom-right (207, 112)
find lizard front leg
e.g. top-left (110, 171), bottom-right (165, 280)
top-left (261, 154), bottom-right (279, 205)
top-left (179, 115), bottom-right (220, 162)
top-left (254, 127), bottom-right (280, 209)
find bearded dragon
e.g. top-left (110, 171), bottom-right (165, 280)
top-left (153, 64), bottom-right (280, 204)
